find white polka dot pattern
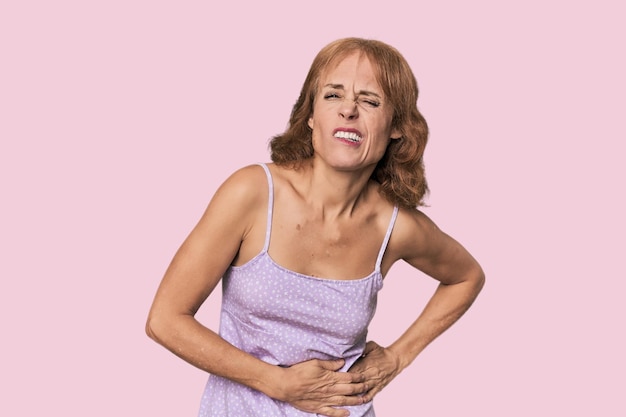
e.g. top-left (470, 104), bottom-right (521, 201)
top-left (197, 165), bottom-right (398, 417)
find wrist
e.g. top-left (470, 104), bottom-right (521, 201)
top-left (257, 364), bottom-right (287, 400)
top-left (387, 343), bottom-right (418, 371)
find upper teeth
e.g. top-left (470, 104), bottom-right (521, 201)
top-left (334, 131), bottom-right (362, 142)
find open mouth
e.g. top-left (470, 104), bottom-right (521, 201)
top-left (333, 130), bottom-right (362, 143)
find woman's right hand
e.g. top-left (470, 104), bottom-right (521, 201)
top-left (269, 358), bottom-right (369, 417)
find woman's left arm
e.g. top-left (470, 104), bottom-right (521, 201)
top-left (350, 209), bottom-right (485, 402)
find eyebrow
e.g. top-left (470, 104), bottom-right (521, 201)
top-left (323, 83), bottom-right (382, 99)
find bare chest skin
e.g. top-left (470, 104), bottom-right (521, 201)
top-left (269, 203), bottom-right (385, 280)
top-left (234, 166), bottom-right (393, 281)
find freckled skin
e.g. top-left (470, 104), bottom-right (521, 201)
top-left (147, 43), bottom-right (484, 417)
top-left (307, 52), bottom-right (401, 174)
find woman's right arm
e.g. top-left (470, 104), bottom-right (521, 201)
top-left (145, 165), bottom-right (367, 417)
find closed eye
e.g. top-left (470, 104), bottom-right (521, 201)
top-left (359, 98), bottom-right (380, 108)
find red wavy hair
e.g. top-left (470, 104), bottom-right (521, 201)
top-left (270, 38), bottom-right (429, 209)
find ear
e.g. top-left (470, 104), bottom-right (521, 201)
top-left (307, 116), bottom-right (314, 130)
top-left (390, 126), bottom-right (402, 140)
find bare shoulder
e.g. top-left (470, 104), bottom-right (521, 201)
top-left (387, 206), bottom-right (484, 285)
top-left (394, 207), bottom-right (439, 239)
top-left (198, 164), bottom-right (269, 234)
top-left (215, 164), bottom-right (268, 202)
top-left (388, 207), bottom-right (444, 261)
top-left (262, 162), bottom-right (299, 188)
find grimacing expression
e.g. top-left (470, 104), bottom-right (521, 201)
top-left (307, 52), bottom-right (401, 172)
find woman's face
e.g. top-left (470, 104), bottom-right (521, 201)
top-left (308, 52), bottom-right (400, 173)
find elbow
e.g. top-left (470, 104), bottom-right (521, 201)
top-left (145, 315), bottom-right (156, 341)
top-left (145, 308), bottom-right (192, 347)
top-left (145, 314), bottom-right (158, 342)
top-left (145, 311), bottom-right (168, 345)
top-left (473, 265), bottom-right (486, 294)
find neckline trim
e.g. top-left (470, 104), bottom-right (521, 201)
top-left (257, 163), bottom-right (397, 275)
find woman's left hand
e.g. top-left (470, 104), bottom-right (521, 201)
top-left (347, 341), bottom-right (402, 402)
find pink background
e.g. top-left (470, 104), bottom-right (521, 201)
top-left (2, 1), bottom-right (624, 415)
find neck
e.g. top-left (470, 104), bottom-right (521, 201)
top-left (299, 159), bottom-right (376, 219)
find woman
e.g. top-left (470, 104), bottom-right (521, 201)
top-left (146, 37), bottom-right (485, 417)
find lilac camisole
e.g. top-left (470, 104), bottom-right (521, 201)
top-left (198, 164), bottom-right (398, 417)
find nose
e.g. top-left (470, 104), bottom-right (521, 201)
top-left (339, 97), bottom-right (359, 120)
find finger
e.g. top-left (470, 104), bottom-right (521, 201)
top-left (329, 393), bottom-right (368, 407)
top-left (332, 370), bottom-right (366, 384)
top-left (361, 383), bottom-right (386, 403)
top-left (343, 381), bottom-right (370, 396)
top-left (317, 358), bottom-right (345, 371)
top-left (323, 380), bottom-right (369, 397)
top-left (316, 406), bottom-right (350, 417)
top-left (357, 366), bottom-right (382, 379)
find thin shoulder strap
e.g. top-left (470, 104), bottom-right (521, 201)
top-left (375, 206), bottom-right (399, 272)
top-left (258, 163), bottom-right (274, 252)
